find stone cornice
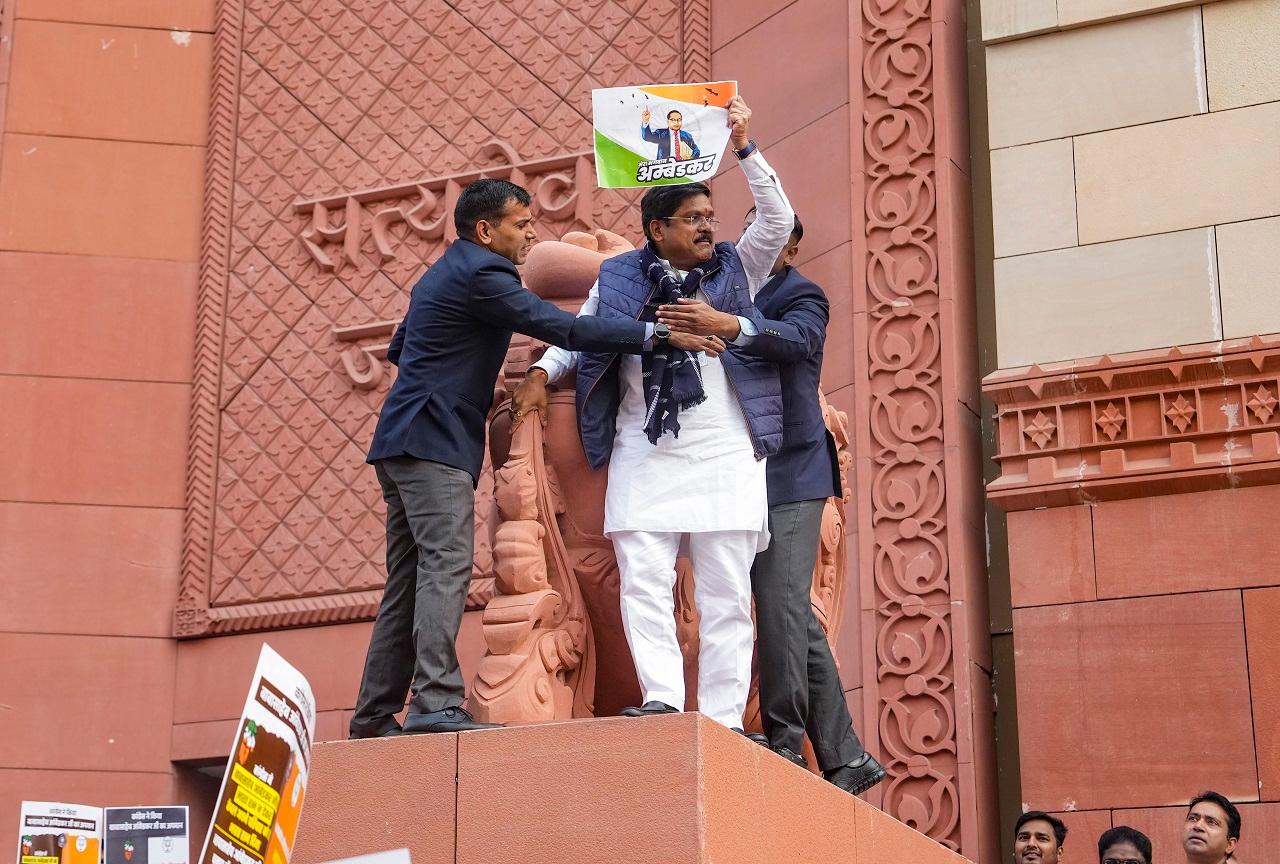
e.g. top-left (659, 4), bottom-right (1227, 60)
top-left (983, 335), bottom-right (1280, 510)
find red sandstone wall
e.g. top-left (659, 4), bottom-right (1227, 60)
top-left (0, 0), bottom-right (217, 856)
top-left (0, 0), bottom-right (995, 859)
top-left (1008, 488), bottom-right (1280, 861)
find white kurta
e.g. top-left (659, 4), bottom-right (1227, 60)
top-left (604, 323), bottom-right (767, 539)
top-left (534, 150), bottom-right (794, 548)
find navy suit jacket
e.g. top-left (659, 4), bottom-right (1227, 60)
top-left (738, 266), bottom-right (842, 505)
top-left (640, 125), bottom-right (700, 160)
top-left (368, 238), bottom-right (648, 484)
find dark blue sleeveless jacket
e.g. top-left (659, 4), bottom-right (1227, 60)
top-left (575, 242), bottom-right (784, 470)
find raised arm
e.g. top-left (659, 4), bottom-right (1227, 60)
top-left (722, 95), bottom-right (795, 286)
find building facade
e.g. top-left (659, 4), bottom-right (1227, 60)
top-left (0, 0), bottom-right (1276, 862)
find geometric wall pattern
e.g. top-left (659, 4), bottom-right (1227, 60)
top-left (177, 0), bottom-right (711, 635)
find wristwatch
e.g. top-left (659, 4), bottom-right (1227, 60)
top-left (733, 140), bottom-right (759, 160)
top-left (653, 322), bottom-right (671, 340)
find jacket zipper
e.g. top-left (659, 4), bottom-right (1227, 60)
top-left (577, 278), bottom-right (661, 462)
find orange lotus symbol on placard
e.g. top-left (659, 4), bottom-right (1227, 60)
top-left (237, 719), bottom-right (257, 765)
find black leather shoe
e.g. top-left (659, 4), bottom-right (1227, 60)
top-left (737, 730), bottom-right (769, 747)
top-left (401, 706), bottom-right (503, 734)
top-left (348, 717), bottom-right (402, 739)
top-left (824, 753), bottom-right (886, 795)
top-left (620, 701), bottom-right (680, 717)
top-left (772, 746), bottom-right (808, 769)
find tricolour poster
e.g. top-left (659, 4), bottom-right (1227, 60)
top-left (16, 802), bottom-right (101, 864)
top-left (592, 81), bottom-right (738, 188)
top-left (104, 807), bottom-right (189, 864)
top-left (197, 645), bottom-right (316, 864)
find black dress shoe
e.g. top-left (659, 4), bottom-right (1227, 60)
top-left (620, 701), bottom-right (680, 717)
top-left (771, 746), bottom-right (808, 769)
top-left (824, 753), bottom-right (886, 795)
top-left (401, 706), bottom-right (503, 734)
top-left (735, 729), bottom-right (769, 747)
top-left (348, 717), bottom-right (402, 739)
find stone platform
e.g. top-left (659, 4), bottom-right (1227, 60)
top-left (292, 713), bottom-right (968, 864)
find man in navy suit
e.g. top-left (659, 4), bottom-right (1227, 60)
top-left (350, 179), bottom-right (703, 738)
top-left (641, 107), bottom-right (700, 161)
top-left (656, 212), bottom-right (886, 795)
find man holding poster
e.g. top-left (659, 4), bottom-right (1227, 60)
top-left (513, 93), bottom-right (793, 732)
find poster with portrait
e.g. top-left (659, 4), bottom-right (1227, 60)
top-left (196, 645), bottom-right (316, 864)
top-left (104, 807), bottom-right (189, 864)
top-left (592, 81), bottom-right (738, 188)
top-left (16, 802), bottom-right (101, 864)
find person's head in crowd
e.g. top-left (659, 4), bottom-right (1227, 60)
top-left (1098, 826), bottom-right (1151, 864)
top-left (1015, 811), bottom-right (1067, 864)
top-left (640, 182), bottom-right (716, 269)
top-left (742, 206), bottom-right (802, 276)
top-left (454, 179), bottom-right (536, 265)
top-left (1182, 791), bottom-right (1239, 863)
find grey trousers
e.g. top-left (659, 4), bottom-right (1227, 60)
top-left (349, 456), bottom-right (475, 738)
top-left (751, 498), bottom-right (866, 771)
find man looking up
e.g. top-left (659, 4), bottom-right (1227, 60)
top-left (654, 210), bottom-right (884, 794)
top-left (1015, 812), bottom-right (1067, 864)
top-left (1182, 791), bottom-right (1240, 864)
top-left (349, 179), bottom-right (667, 740)
top-left (1098, 826), bottom-right (1151, 864)
top-left (513, 94), bottom-right (791, 731)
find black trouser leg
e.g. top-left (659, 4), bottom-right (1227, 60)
top-left (349, 457), bottom-right (473, 736)
top-left (752, 498), bottom-right (866, 771)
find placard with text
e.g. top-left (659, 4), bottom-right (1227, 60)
top-left (592, 81), bottom-right (738, 188)
top-left (16, 802), bottom-right (101, 864)
top-left (196, 645), bottom-right (316, 864)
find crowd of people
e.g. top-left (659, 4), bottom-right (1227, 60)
top-left (1015, 791), bottom-right (1241, 864)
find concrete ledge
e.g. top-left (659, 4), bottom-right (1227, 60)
top-left (293, 713), bottom-right (968, 864)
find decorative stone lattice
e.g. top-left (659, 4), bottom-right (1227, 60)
top-left (178, 0), bottom-right (711, 635)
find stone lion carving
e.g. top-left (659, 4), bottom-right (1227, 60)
top-left (468, 230), bottom-right (852, 755)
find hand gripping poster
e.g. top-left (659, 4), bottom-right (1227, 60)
top-left (16, 802), bottom-right (101, 864)
top-left (197, 645), bottom-right (316, 864)
top-left (592, 81), bottom-right (738, 188)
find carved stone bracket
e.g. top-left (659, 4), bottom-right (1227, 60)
top-left (985, 334), bottom-right (1280, 510)
top-left (470, 408), bottom-right (595, 722)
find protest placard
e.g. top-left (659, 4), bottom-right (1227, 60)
top-left (197, 645), bottom-right (316, 864)
top-left (592, 81), bottom-right (738, 188)
top-left (105, 807), bottom-right (189, 864)
top-left (16, 802), bottom-right (101, 864)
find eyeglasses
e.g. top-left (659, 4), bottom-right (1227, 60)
top-left (662, 215), bottom-right (721, 229)
top-left (1102, 858), bottom-right (1146, 864)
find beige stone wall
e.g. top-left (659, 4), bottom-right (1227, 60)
top-left (981, 0), bottom-right (1280, 368)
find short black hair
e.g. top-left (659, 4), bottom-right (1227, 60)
top-left (667, 109), bottom-right (682, 120)
top-left (1098, 826), bottom-right (1151, 863)
top-left (1015, 811), bottom-right (1067, 847)
top-left (1189, 790), bottom-right (1241, 842)
top-left (640, 182), bottom-right (711, 242)
top-left (454, 179), bottom-right (530, 240)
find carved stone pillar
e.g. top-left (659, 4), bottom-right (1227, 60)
top-left (850, 0), bottom-right (996, 857)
